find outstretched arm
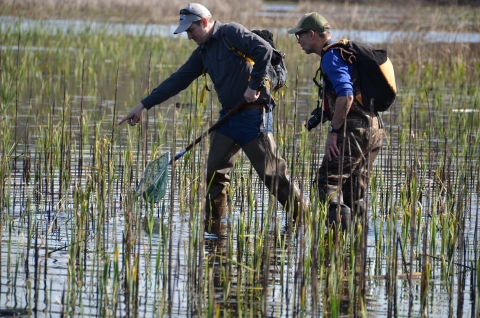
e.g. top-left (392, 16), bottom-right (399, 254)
top-left (119, 50), bottom-right (204, 126)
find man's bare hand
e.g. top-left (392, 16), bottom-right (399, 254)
top-left (118, 102), bottom-right (145, 126)
top-left (325, 132), bottom-right (339, 161)
top-left (244, 86), bottom-right (260, 103)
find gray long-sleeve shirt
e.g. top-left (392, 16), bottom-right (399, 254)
top-left (141, 21), bottom-right (273, 110)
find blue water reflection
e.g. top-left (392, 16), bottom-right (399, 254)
top-left (1, 16), bottom-right (480, 44)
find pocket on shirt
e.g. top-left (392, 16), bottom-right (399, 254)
top-left (211, 49), bottom-right (243, 84)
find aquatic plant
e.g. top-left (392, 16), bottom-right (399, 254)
top-left (0, 9), bottom-right (479, 316)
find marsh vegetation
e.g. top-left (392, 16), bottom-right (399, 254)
top-left (0, 1), bottom-right (479, 317)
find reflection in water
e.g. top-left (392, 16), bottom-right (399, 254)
top-left (1, 11), bottom-right (479, 317)
top-left (1, 16), bottom-right (480, 44)
top-left (204, 218), bottom-right (234, 314)
top-left (203, 216), bottom-right (359, 317)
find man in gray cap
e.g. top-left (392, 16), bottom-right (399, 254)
top-left (120, 3), bottom-right (308, 223)
top-left (287, 13), bottom-right (384, 232)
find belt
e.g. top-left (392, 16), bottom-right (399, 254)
top-left (237, 103), bottom-right (265, 112)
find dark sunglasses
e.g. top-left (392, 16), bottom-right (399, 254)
top-left (180, 9), bottom-right (203, 19)
top-left (295, 30), bottom-right (310, 40)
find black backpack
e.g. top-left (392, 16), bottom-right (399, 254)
top-left (321, 39), bottom-right (397, 112)
top-left (222, 29), bottom-right (288, 94)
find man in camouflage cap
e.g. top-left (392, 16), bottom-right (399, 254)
top-left (288, 13), bottom-right (385, 232)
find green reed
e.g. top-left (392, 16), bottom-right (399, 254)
top-left (0, 14), bottom-right (480, 317)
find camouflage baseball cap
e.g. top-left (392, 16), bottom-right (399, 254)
top-left (287, 12), bottom-right (329, 34)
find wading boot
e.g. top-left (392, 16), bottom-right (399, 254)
top-left (352, 199), bottom-right (366, 219)
top-left (291, 193), bottom-right (310, 224)
top-left (204, 217), bottom-right (228, 237)
top-left (205, 196), bottom-right (227, 219)
top-left (327, 204), bottom-right (351, 232)
top-left (282, 179), bottom-right (310, 224)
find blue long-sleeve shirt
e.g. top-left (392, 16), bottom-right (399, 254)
top-left (321, 45), bottom-right (354, 97)
top-left (141, 21), bottom-right (273, 110)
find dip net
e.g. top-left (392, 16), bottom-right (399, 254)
top-left (136, 152), bottom-right (170, 203)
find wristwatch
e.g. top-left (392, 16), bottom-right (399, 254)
top-left (328, 125), bottom-right (342, 134)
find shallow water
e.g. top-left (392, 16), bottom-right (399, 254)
top-left (1, 12), bottom-right (479, 318)
top-left (2, 15), bottom-right (480, 44)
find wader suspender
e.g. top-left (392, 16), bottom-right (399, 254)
top-left (312, 62), bottom-right (325, 121)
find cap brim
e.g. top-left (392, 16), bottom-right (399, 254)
top-left (287, 27), bottom-right (303, 34)
top-left (174, 22), bottom-right (192, 34)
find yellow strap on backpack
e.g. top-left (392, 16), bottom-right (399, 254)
top-left (264, 78), bottom-right (271, 92)
top-left (200, 69), bottom-right (210, 104)
top-left (228, 46), bottom-right (254, 65)
top-left (223, 33), bottom-right (283, 96)
top-left (227, 45), bottom-right (275, 94)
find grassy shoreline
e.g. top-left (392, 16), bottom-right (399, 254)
top-left (1, 1), bottom-right (479, 32)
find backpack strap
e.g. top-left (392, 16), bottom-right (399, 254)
top-left (221, 32), bottom-right (274, 93)
top-left (321, 39), bottom-right (365, 108)
top-left (220, 26), bottom-right (284, 95)
top-left (322, 39), bottom-right (356, 64)
top-left (199, 68), bottom-right (210, 104)
top-left (221, 33), bottom-right (255, 66)
top-left (322, 39), bottom-right (349, 55)
top-left (221, 32), bottom-right (255, 82)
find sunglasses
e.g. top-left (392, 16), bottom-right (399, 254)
top-left (180, 9), bottom-right (203, 19)
top-left (295, 30), bottom-right (310, 40)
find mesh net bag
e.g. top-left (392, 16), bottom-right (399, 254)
top-left (136, 152), bottom-right (170, 203)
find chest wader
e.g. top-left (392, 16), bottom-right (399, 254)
top-left (314, 71), bottom-right (384, 234)
top-left (205, 108), bottom-right (309, 223)
top-left (318, 91), bottom-right (384, 233)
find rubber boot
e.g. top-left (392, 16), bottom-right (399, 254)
top-left (204, 217), bottom-right (228, 237)
top-left (327, 204), bottom-right (351, 232)
top-left (352, 199), bottom-right (366, 219)
top-left (291, 191), bottom-right (310, 224)
top-left (281, 180), bottom-right (310, 223)
top-left (205, 196), bottom-right (227, 219)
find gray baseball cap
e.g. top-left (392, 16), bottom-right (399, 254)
top-left (287, 12), bottom-right (329, 34)
top-left (174, 3), bottom-right (212, 34)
